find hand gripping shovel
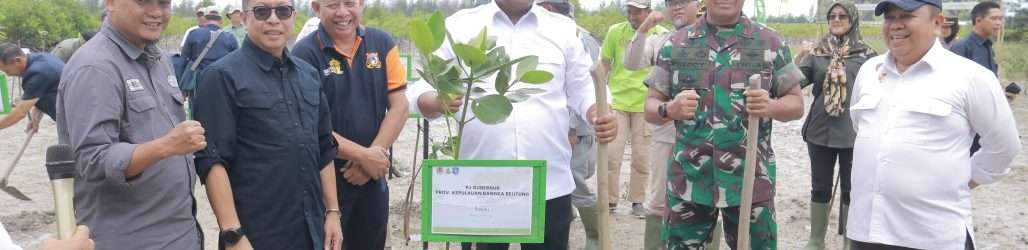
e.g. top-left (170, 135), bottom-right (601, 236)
top-left (591, 62), bottom-right (612, 250)
top-left (737, 73), bottom-right (769, 250)
top-left (1, 131), bottom-right (35, 201)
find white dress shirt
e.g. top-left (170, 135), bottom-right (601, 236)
top-left (408, 2), bottom-right (607, 200)
top-left (296, 17), bottom-right (321, 41)
top-left (847, 41), bottom-right (1022, 250)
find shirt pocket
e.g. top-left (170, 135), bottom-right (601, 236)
top-left (300, 86), bottom-right (321, 131)
top-left (236, 89), bottom-right (276, 109)
top-left (848, 93), bottom-right (880, 138)
top-left (235, 87), bottom-right (281, 136)
top-left (896, 98), bottom-right (955, 146)
top-left (127, 94), bottom-right (157, 113)
top-left (125, 93), bottom-right (158, 142)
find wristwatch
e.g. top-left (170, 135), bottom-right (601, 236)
top-left (221, 227), bottom-right (245, 245)
top-left (326, 208), bottom-right (341, 216)
top-left (658, 102), bottom-right (669, 119)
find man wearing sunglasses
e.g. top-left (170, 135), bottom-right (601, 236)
top-left (56, 0), bottom-right (205, 248)
top-left (292, 0), bottom-right (408, 249)
top-left (192, 0), bottom-right (344, 249)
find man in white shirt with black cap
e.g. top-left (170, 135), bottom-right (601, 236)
top-left (848, 0), bottom-right (1022, 249)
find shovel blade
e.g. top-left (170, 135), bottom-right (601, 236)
top-left (0, 184), bottom-right (31, 201)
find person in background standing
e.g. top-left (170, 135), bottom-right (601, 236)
top-left (622, 0), bottom-right (700, 248)
top-left (940, 17), bottom-right (959, 48)
top-left (599, 0), bottom-right (668, 217)
top-left (536, 0), bottom-right (603, 248)
top-left (793, 2), bottom-right (877, 250)
top-left (225, 6), bottom-right (247, 46)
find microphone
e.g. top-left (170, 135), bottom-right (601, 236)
top-left (46, 144), bottom-right (76, 239)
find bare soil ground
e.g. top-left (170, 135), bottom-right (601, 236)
top-left (3, 96), bottom-right (1026, 250)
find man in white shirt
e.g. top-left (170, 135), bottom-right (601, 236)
top-left (407, 0), bottom-right (617, 248)
top-left (848, 0), bottom-right (1022, 249)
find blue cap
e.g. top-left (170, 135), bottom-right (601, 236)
top-left (874, 0), bottom-right (942, 16)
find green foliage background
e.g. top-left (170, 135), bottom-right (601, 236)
top-left (0, 0), bottom-right (1024, 80)
top-left (0, 0), bottom-right (100, 51)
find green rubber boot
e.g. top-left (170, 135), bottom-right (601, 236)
top-left (803, 202), bottom-right (830, 250)
top-left (841, 204), bottom-right (851, 250)
top-left (577, 206), bottom-right (600, 250)
top-left (644, 215), bottom-right (663, 250)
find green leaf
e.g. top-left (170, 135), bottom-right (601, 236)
top-left (427, 54), bottom-right (452, 73)
top-left (468, 27), bottom-right (489, 50)
top-left (453, 43), bottom-right (487, 67)
top-left (514, 87), bottom-right (547, 95)
top-left (471, 95), bottom-right (514, 125)
top-left (470, 87), bottom-right (488, 99)
top-left (409, 21), bottom-right (435, 55)
top-left (515, 56), bottom-right (538, 79)
top-left (471, 56), bottom-right (523, 82)
top-left (428, 12), bottom-right (446, 51)
top-left (472, 47), bottom-right (505, 77)
top-left (506, 92), bottom-right (530, 103)
top-left (494, 66), bottom-right (512, 95)
top-left (485, 36), bottom-right (497, 50)
top-left (519, 70), bottom-right (554, 84)
top-left (433, 68), bottom-right (465, 95)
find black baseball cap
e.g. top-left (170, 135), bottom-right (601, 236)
top-left (875, 0), bottom-right (942, 16)
top-left (1006, 82), bottom-right (1022, 95)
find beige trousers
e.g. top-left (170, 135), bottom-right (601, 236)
top-left (606, 110), bottom-right (652, 203)
top-left (645, 122), bottom-right (675, 215)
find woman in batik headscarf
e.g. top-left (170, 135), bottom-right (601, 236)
top-left (795, 1), bottom-right (877, 250)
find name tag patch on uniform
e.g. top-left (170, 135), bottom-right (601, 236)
top-left (168, 75), bottom-right (179, 88)
top-left (366, 52), bottom-right (381, 69)
top-left (126, 79), bottom-right (144, 92)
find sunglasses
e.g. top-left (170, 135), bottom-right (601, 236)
top-left (250, 5), bottom-right (294, 21)
top-left (828, 14), bottom-right (849, 21)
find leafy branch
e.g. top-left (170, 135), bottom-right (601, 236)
top-left (409, 11), bottom-right (553, 159)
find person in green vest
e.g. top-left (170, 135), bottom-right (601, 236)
top-left (598, 0), bottom-right (668, 217)
top-left (51, 11), bottom-right (106, 62)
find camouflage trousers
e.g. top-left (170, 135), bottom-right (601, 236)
top-left (664, 199), bottom-right (777, 250)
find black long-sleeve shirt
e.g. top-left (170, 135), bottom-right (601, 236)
top-left (193, 38), bottom-right (337, 250)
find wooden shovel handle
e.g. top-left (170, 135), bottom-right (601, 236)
top-left (736, 73), bottom-right (766, 250)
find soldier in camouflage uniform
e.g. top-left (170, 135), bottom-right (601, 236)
top-left (642, 0), bottom-right (806, 248)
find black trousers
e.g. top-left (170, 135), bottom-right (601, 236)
top-left (806, 143), bottom-right (853, 204)
top-left (851, 231), bottom-right (974, 250)
top-left (970, 134), bottom-right (981, 156)
top-left (338, 179), bottom-right (389, 250)
top-left (461, 194), bottom-right (573, 250)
